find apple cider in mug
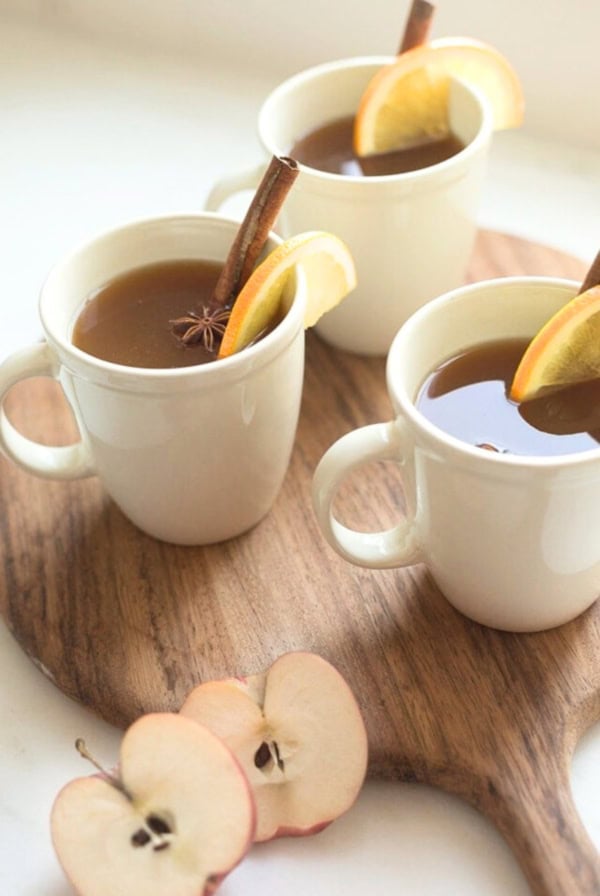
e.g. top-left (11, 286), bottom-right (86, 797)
top-left (72, 259), bottom-right (281, 369)
top-left (416, 338), bottom-right (600, 456)
top-left (290, 116), bottom-right (465, 177)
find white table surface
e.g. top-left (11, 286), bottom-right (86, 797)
top-left (1, 18), bottom-right (600, 896)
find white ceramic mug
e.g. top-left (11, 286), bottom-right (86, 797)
top-left (205, 57), bottom-right (492, 356)
top-left (0, 214), bottom-right (306, 545)
top-left (312, 276), bottom-right (600, 632)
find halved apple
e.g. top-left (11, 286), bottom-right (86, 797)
top-left (180, 652), bottom-right (369, 841)
top-left (51, 713), bottom-right (255, 896)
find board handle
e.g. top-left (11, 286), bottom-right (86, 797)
top-left (481, 740), bottom-right (600, 895)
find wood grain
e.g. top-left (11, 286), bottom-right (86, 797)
top-left (1, 231), bottom-right (598, 895)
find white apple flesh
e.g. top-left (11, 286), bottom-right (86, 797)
top-left (180, 651), bottom-right (369, 842)
top-left (51, 713), bottom-right (256, 896)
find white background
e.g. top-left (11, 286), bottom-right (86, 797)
top-left (1, 2), bottom-right (600, 894)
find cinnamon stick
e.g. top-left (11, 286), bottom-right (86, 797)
top-left (578, 248), bottom-right (600, 294)
top-left (398, 0), bottom-right (436, 54)
top-left (211, 155), bottom-right (299, 308)
top-left (171, 155), bottom-right (298, 348)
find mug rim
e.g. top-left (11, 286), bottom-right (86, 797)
top-left (386, 275), bottom-right (600, 470)
top-left (258, 55), bottom-right (493, 188)
top-left (38, 212), bottom-right (307, 393)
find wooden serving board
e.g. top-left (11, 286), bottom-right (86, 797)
top-left (1, 231), bottom-right (599, 895)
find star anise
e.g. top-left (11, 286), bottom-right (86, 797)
top-left (170, 304), bottom-right (231, 353)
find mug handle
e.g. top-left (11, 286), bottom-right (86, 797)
top-left (312, 421), bottom-right (424, 568)
top-left (204, 162), bottom-right (267, 212)
top-left (0, 342), bottom-right (95, 479)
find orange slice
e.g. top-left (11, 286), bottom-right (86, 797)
top-left (218, 231), bottom-right (356, 359)
top-left (510, 286), bottom-right (600, 402)
top-left (354, 37), bottom-right (524, 156)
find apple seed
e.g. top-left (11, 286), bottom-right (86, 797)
top-left (131, 814), bottom-right (174, 852)
top-left (130, 828), bottom-right (152, 847)
top-left (254, 740), bottom-right (285, 772)
top-left (254, 742), bottom-right (271, 769)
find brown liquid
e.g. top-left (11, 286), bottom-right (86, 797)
top-left (73, 259), bottom-right (228, 368)
top-left (289, 115), bottom-right (465, 177)
top-left (416, 338), bottom-right (600, 456)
